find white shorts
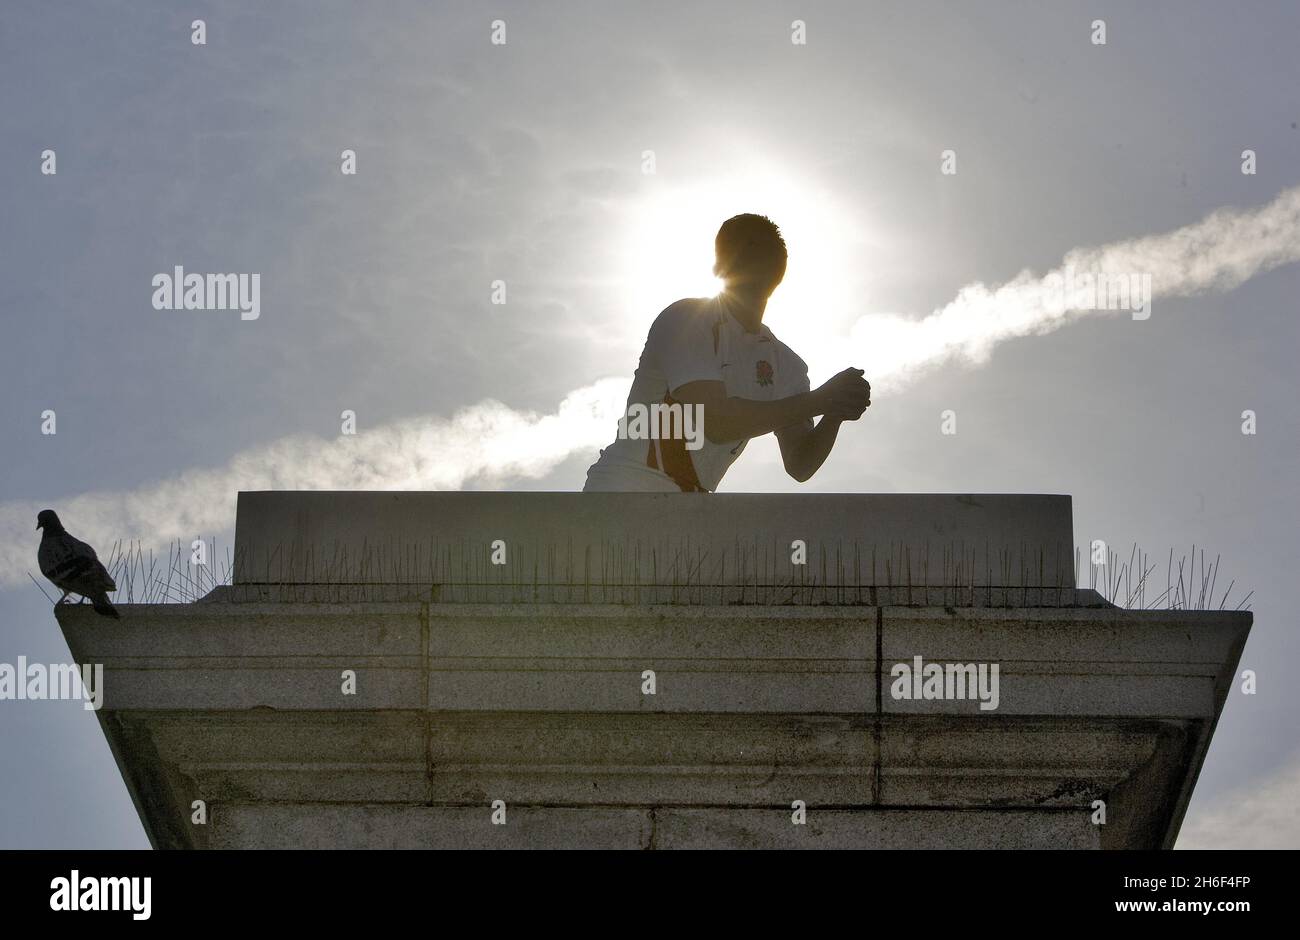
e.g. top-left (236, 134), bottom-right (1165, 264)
top-left (582, 456), bottom-right (685, 493)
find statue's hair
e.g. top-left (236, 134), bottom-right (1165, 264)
top-left (714, 214), bottom-right (787, 280)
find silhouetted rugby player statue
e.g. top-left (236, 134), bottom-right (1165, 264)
top-left (585, 214), bottom-right (871, 492)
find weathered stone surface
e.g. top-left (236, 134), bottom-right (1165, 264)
top-left (210, 805), bottom-right (653, 850)
top-left (233, 491), bottom-right (1075, 590)
top-left (427, 604), bottom-right (875, 713)
top-left (52, 492), bottom-right (1249, 849)
top-left (879, 607), bottom-right (1244, 718)
top-left (652, 808), bottom-right (1099, 850)
top-left (57, 597), bottom-right (1247, 849)
top-left (206, 804), bottom-right (1097, 850)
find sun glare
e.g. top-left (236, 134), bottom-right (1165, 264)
top-left (618, 169), bottom-right (865, 375)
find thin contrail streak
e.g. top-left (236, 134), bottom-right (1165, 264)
top-left (850, 185), bottom-right (1300, 389)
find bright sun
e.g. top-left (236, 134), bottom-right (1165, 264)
top-left (619, 169), bottom-right (864, 363)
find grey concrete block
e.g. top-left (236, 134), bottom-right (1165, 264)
top-left (210, 804), bottom-right (653, 849)
top-left (426, 604), bottom-right (876, 713)
top-left (652, 808), bottom-right (1099, 849)
top-left (233, 491), bottom-right (1074, 588)
top-left (879, 607), bottom-right (1248, 717)
top-left (97, 667), bottom-right (422, 710)
top-left (54, 499), bottom-right (1249, 849)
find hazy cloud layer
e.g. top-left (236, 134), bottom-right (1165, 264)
top-left (1177, 758), bottom-right (1300, 849)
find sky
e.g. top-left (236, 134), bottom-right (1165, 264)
top-left (1, 0), bottom-right (1297, 848)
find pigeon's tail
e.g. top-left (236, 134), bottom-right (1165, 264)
top-left (91, 593), bottom-right (120, 619)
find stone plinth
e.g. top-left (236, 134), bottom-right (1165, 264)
top-left (231, 491), bottom-right (1076, 600)
top-left (54, 492), bottom-right (1249, 849)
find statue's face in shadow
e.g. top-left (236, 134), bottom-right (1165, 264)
top-left (715, 252), bottom-right (787, 300)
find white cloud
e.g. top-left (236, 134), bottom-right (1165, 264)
top-left (4, 378), bottom-right (630, 589)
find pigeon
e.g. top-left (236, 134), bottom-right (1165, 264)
top-left (36, 509), bottom-right (120, 619)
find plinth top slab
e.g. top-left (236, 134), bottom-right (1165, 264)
top-left (232, 492), bottom-right (1074, 589)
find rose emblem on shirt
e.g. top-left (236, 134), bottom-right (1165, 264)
top-left (756, 360), bottom-right (774, 387)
